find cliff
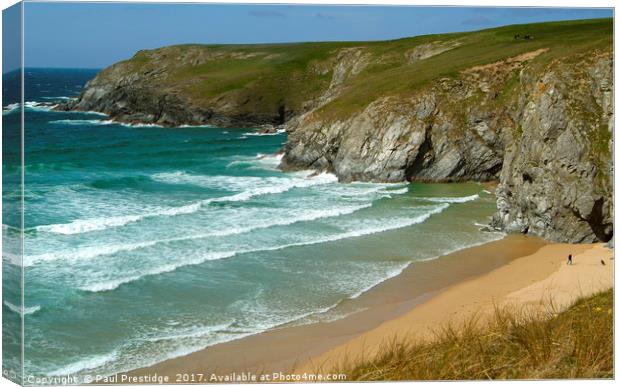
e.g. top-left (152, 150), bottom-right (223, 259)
top-left (60, 19), bottom-right (613, 243)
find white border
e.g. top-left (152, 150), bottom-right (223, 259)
top-left (0, 2), bottom-right (616, 387)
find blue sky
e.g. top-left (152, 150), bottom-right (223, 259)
top-left (8, 2), bottom-right (614, 70)
top-left (2, 2), bottom-right (20, 73)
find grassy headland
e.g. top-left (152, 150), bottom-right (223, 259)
top-left (108, 18), bottom-right (612, 121)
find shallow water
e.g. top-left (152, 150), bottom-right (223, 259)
top-left (3, 69), bottom-right (502, 380)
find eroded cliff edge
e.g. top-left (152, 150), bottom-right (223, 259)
top-left (61, 20), bottom-right (613, 243)
top-left (281, 49), bottom-right (613, 243)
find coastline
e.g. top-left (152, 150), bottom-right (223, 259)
top-left (7, 16), bottom-right (613, 382)
top-left (113, 234), bottom-right (580, 382)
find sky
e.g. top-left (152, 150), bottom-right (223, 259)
top-left (2, 3), bottom-right (20, 73)
top-left (3, 2), bottom-right (614, 71)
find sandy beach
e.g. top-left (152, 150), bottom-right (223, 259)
top-left (299, 242), bottom-right (613, 373)
top-left (114, 235), bottom-right (613, 383)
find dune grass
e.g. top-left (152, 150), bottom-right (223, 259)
top-left (336, 289), bottom-right (613, 380)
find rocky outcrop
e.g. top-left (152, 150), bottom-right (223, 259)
top-left (59, 44), bottom-right (377, 128)
top-left (405, 40), bottom-right (461, 63)
top-left (490, 52), bottom-right (613, 242)
top-left (282, 50), bottom-right (613, 243)
top-left (57, 61), bottom-right (267, 127)
top-left (62, 23), bottom-right (613, 244)
top-left (281, 93), bottom-right (505, 183)
top-left (58, 45), bottom-right (331, 127)
top-left (281, 49), bottom-right (544, 183)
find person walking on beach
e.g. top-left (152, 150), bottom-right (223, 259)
top-left (567, 254), bottom-right (573, 265)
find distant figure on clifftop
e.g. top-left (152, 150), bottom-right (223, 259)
top-left (567, 254), bottom-right (573, 265)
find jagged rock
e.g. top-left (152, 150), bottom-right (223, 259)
top-left (284, 50), bottom-right (613, 243)
top-left (60, 33), bottom-right (613, 244)
top-left (491, 52), bottom-right (613, 243)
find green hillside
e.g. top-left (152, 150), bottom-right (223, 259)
top-left (109, 18), bottom-right (611, 121)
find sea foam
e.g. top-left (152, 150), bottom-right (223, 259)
top-left (242, 128), bottom-right (286, 136)
top-left (2, 103), bottom-right (20, 114)
top-left (225, 153), bottom-right (284, 171)
top-left (418, 194), bottom-right (480, 203)
top-left (49, 119), bottom-right (116, 126)
top-left (34, 202), bottom-right (202, 235)
top-left (35, 171), bottom-right (337, 236)
top-left (49, 117), bottom-right (166, 128)
top-left (32, 204), bottom-right (372, 269)
top-left (47, 351), bottom-right (118, 377)
top-left (3, 301), bottom-right (41, 316)
top-left (79, 204), bottom-right (448, 292)
top-left (3, 101), bottom-right (58, 115)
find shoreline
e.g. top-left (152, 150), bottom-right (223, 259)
top-left (299, 242), bottom-right (613, 374)
top-left (114, 234), bottom-right (567, 382)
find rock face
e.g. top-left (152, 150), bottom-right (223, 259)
top-left (491, 53), bottom-right (613, 243)
top-left (62, 22), bottom-right (613, 244)
top-left (281, 84), bottom-right (506, 183)
top-left (282, 50), bottom-right (613, 243)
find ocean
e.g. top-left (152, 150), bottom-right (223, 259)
top-left (3, 69), bottom-right (503, 380)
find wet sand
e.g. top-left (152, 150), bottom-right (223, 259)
top-left (113, 234), bottom-right (555, 383)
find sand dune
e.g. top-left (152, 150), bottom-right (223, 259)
top-left (299, 243), bottom-right (613, 372)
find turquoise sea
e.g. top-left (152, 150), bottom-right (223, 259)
top-left (3, 69), bottom-right (503, 381)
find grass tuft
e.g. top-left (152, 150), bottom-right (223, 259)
top-left (335, 289), bottom-right (613, 380)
